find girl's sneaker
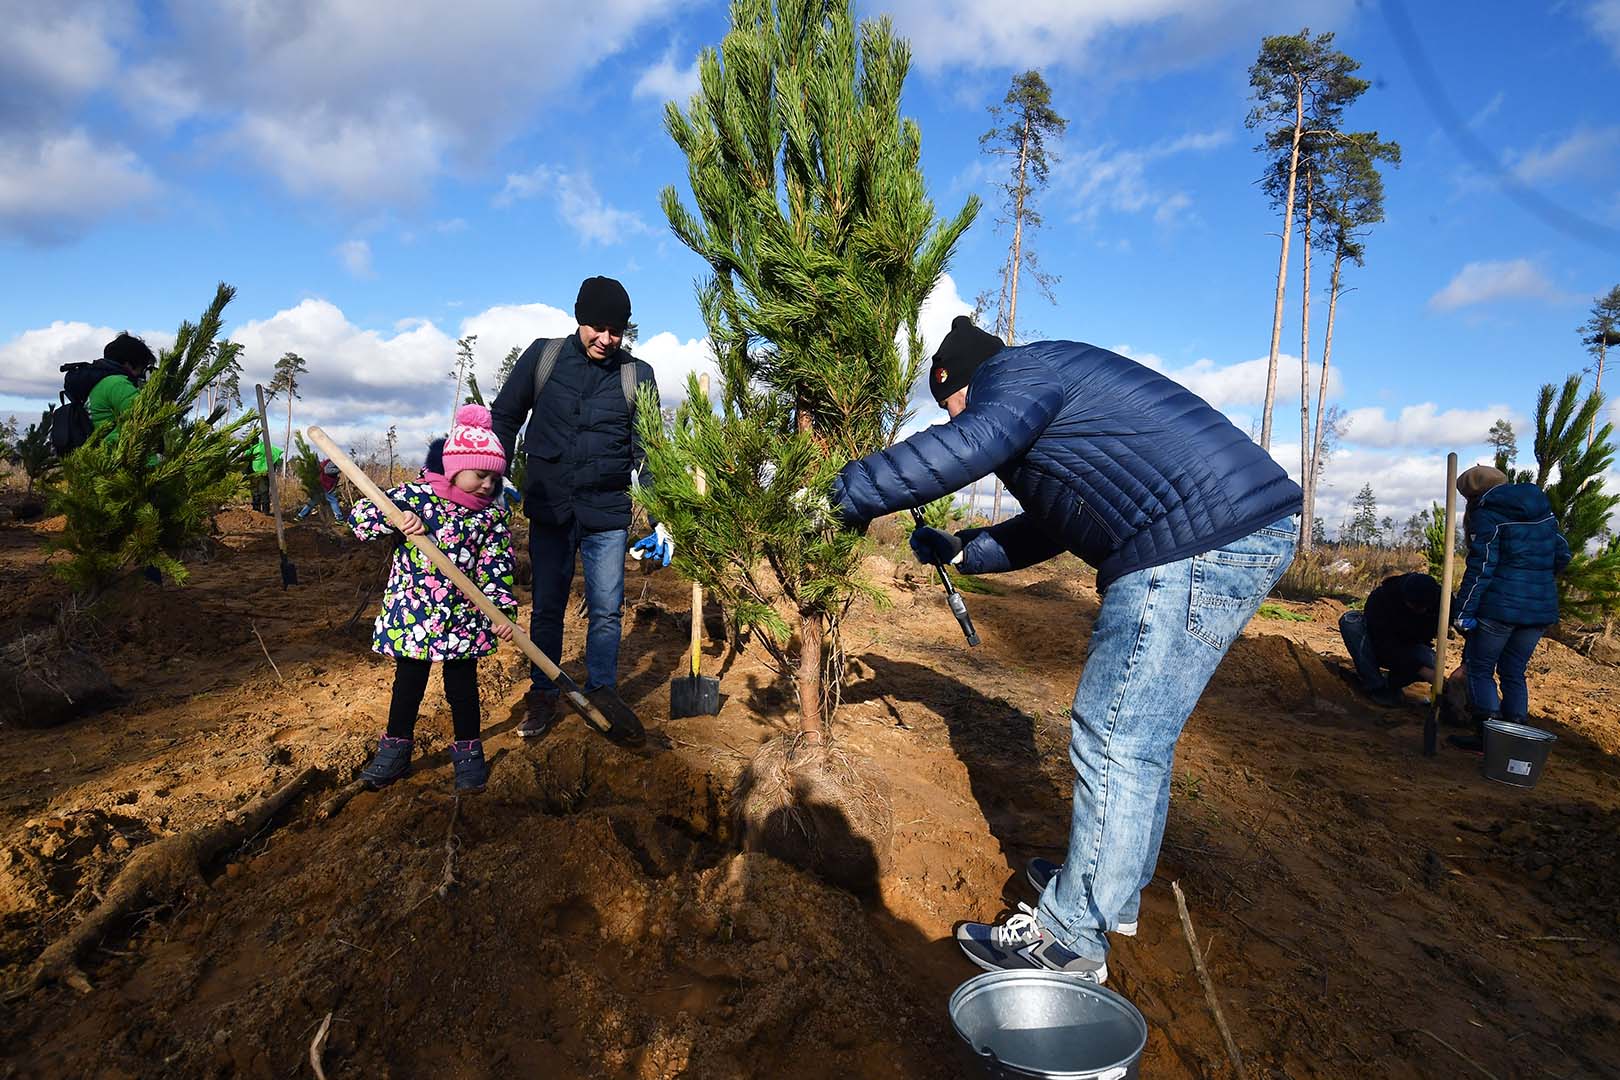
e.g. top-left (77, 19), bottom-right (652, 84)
top-left (360, 735), bottom-right (413, 789)
top-left (450, 740), bottom-right (488, 794)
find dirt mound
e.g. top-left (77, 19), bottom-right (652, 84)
top-left (1210, 633), bottom-right (1359, 715)
top-left (7, 735), bottom-right (954, 1079)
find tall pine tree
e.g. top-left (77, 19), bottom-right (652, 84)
top-left (980, 69), bottom-right (1066, 344)
top-left (1530, 374), bottom-right (1619, 622)
top-left (269, 352), bottom-right (306, 480)
top-left (1247, 29), bottom-right (1368, 451)
top-left (1579, 284), bottom-right (1620, 448)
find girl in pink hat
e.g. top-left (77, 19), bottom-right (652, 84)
top-left (348, 404), bottom-right (517, 793)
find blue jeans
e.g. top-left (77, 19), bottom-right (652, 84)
top-left (1463, 618), bottom-right (1544, 719)
top-left (1037, 516), bottom-right (1297, 962)
top-left (529, 522), bottom-right (628, 693)
top-left (296, 491), bottom-right (341, 520)
top-left (1338, 610), bottom-right (1435, 691)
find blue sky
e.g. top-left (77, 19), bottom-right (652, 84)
top-left (3, 0), bottom-right (1618, 533)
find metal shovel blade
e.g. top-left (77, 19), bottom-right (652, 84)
top-left (670, 674), bottom-right (721, 718)
top-left (280, 549), bottom-right (299, 588)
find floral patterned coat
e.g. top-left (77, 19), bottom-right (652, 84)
top-left (348, 482), bottom-right (518, 661)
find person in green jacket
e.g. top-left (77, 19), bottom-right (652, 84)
top-left (86, 333), bottom-right (157, 442)
top-left (249, 438), bottom-right (284, 513)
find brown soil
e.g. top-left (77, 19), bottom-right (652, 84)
top-left (1, 506), bottom-right (1618, 1079)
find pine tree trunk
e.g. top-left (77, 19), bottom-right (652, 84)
top-left (1592, 340), bottom-right (1607, 449)
top-left (450, 364), bottom-right (464, 432)
top-left (795, 400), bottom-right (825, 741)
top-left (1298, 177), bottom-right (1314, 552)
top-left (1260, 79), bottom-right (1306, 451)
top-left (1006, 115), bottom-right (1030, 345)
top-left (991, 477), bottom-right (1003, 524)
top-left (284, 394), bottom-right (293, 481)
top-left (1306, 249), bottom-right (1346, 552)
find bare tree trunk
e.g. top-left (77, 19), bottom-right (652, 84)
top-left (284, 394), bottom-right (294, 481)
top-left (1592, 340), bottom-right (1607, 449)
top-left (1260, 80), bottom-right (1306, 451)
top-left (991, 477), bottom-right (1003, 524)
top-left (450, 362), bottom-right (464, 433)
top-left (1006, 116), bottom-right (1030, 345)
top-left (1306, 248), bottom-right (1346, 550)
top-left (1298, 177), bottom-right (1314, 552)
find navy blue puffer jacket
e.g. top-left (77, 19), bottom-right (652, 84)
top-left (831, 340), bottom-right (1302, 589)
top-left (1455, 483), bottom-right (1572, 627)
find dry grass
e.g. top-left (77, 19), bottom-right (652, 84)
top-left (1276, 544), bottom-right (1426, 602)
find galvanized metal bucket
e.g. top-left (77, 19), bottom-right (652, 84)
top-left (949, 970), bottom-right (1148, 1080)
top-left (1482, 719), bottom-right (1556, 789)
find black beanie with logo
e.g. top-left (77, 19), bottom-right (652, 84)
top-left (929, 316), bottom-right (1004, 403)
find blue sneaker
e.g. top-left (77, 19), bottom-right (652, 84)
top-left (1025, 858), bottom-right (1137, 936)
top-left (954, 903), bottom-right (1108, 983)
top-left (360, 735), bottom-right (412, 789)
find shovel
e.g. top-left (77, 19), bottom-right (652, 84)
top-left (1426, 452), bottom-right (1458, 757)
top-left (910, 507), bottom-right (980, 647)
top-left (255, 384), bottom-right (297, 588)
top-left (307, 426), bottom-right (616, 738)
top-left (671, 382), bottom-right (721, 718)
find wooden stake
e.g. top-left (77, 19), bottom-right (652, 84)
top-left (1426, 452), bottom-right (1459, 757)
top-left (1173, 881), bottom-right (1245, 1078)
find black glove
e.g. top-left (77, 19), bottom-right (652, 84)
top-left (909, 526), bottom-right (963, 566)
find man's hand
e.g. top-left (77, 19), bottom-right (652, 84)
top-left (909, 526), bottom-right (964, 566)
top-left (493, 621), bottom-right (515, 642)
top-left (1454, 615), bottom-right (1477, 633)
top-left (396, 512), bottom-right (425, 536)
top-left (630, 523), bottom-right (674, 568)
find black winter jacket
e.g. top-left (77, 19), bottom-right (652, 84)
top-left (490, 333), bottom-right (657, 531)
top-left (831, 340), bottom-right (1302, 589)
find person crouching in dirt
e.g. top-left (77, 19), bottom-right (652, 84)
top-left (1338, 572), bottom-right (1441, 708)
top-left (295, 458), bottom-right (342, 521)
top-left (829, 316), bottom-right (1302, 985)
top-left (1447, 465), bottom-right (1571, 752)
top-left (490, 276), bottom-right (661, 748)
top-left (349, 405), bottom-right (519, 794)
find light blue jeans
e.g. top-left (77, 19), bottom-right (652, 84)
top-left (530, 523), bottom-right (629, 693)
top-left (296, 491), bottom-right (341, 520)
top-left (1037, 516), bottom-right (1297, 962)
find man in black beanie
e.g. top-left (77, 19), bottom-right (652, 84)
top-left (829, 315), bottom-right (1302, 985)
top-left (491, 276), bottom-right (659, 746)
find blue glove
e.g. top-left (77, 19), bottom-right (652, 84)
top-left (1454, 615), bottom-right (1477, 632)
top-left (630, 523), bottom-right (674, 568)
top-left (909, 526), bottom-right (964, 566)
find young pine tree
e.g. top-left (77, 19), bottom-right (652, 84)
top-left (47, 284), bottom-right (256, 591)
top-left (640, 0), bottom-right (975, 869)
top-left (15, 414), bottom-right (55, 496)
top-left (1530, 374), bottom-right (1619, 622)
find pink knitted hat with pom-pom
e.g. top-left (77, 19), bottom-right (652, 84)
top-left (441, 404), bottom-right (507, 478)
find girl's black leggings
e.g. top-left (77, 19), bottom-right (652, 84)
top-left (387, 656), bottom-right (480, 742)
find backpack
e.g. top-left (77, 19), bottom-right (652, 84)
top-left (47, 361), bottom-right (115, 457)
top-left (531, 337), bottom-right (647, 411)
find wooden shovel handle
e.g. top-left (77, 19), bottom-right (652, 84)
top-left (689, 373), bottom-right (709, 678)
top-left (254, 384), bottom-right (287, 552)
top-left (307, 426), bottom-right (611, 734)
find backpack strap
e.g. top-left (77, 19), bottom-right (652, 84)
top-left (620, 360), bottom-right (641, 412)
top-left (530, 337), bottom-right (568, 403)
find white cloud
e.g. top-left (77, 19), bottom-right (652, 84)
top-left (234, 103), bottom-right (445, 205)
top-left (885, 0), bottom-right (1354, 74)
top-left (139, 0), bottom-right (687, 204)
top-left (1339, 403), bottom-right (1520, 449)
top-left (495, 165), bottom-right (652, 244)
top-left (635, 333), bottom-right (718, 398)
top-left (1588, 0), bottom-right (1620, 63)
top-left (633, 48), bottom-right (702, 103)
top-left (459, 303), bottom-right (578, 364)
top-left (336, 239), bottom-right (373, 278)
top-left (1118, 347), bottom-right (1343, 412)
top-left (1273, 441), bottom-right (1467, 536)
top-left (0, 321), bottom-right (172, 399)
top-left (0, 130), bottom-right (160, 243)
top-left (121, 63), bottom-right (205, 132)
top-left (1508, 126), bottom-right (1620, 185)
top-left (1055, 130), bottom-right (1229, 225)
top-left (0, 3), bottom-right (124, 119)
top-left (1428, 259), bottom-right (1567, 311)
